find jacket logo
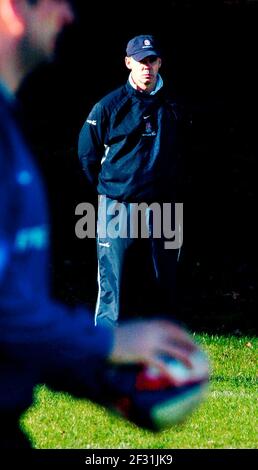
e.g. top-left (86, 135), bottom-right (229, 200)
top-left (15, 225), bottom-right (49, 252)
top-left (87, 119), bottom-right (97, 126)
top-left (142, 119), bottom-right (156, 137)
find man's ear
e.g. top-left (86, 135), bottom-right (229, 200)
top-left (125, 56), bottom-right (132, 70)
top-left (0, 0), bottom-right (25, 36)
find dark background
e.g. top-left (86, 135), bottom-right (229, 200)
top-left (18, 0), bottom-right (257, 334)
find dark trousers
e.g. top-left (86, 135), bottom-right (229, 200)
top-left (95, 196), bottom-right (181, 326)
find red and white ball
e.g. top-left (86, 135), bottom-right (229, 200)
top-left (105, 348), bottom-right (210, 431)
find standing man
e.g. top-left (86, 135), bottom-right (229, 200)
top-left (79, 35), bottom-right (182, 327)
top-left (0, 1), bottom-right (196, 448)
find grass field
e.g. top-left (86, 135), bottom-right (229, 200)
top-left (21, 334), bottom-right (257, 449)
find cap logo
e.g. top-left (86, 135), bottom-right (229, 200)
top-left (144, 39), bottom-right (151, 46)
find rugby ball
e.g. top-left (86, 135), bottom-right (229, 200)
top-left (102, 349), bottom-right (209, 431)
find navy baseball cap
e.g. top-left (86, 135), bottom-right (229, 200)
top-left (126, 35), bottom-right (161, 61)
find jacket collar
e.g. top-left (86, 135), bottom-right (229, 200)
top-left (126, 79), bottom-right (165, 101)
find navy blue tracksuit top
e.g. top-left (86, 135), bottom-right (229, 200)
top-left (78, 81), bottom-right (179, 202)
top-left (0, 89), bottom-right (113, 414)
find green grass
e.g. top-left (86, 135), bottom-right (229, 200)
top-left (21, 334), bottom-right (257, 449)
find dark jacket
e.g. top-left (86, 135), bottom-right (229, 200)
top-left (0, 88), bottom-right (113, 414)
top-left (78, 81), bottom-right (180, 202)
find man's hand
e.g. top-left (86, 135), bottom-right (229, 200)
top-left (108, 319), bottom-right (199, 382)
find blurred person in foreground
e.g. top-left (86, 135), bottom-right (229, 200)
top-left (0, 0), bottom-right (197, 448)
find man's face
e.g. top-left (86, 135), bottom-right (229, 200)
top-left (125, 55), bottom-right (162, 92)
top-left (21, 0), bottom-right (74, 65)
